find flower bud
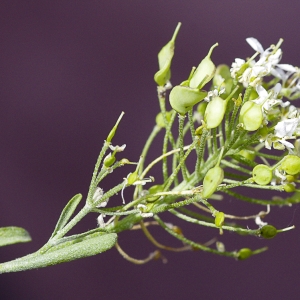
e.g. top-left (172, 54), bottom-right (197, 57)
top-left (154, 23), bottom-right (181, 86)
top-left (239, 101), bottom-right (263, 131)
top-left (204, 96), bottom-right (228, 129)
top-left (252, 164), bottom-right (273, 186)
top-left (260, 225), bottom-right (277, 239)
top-left (214, 212), bottom-right (225, 228)
top-left (237, 248), bottom-right (252, 260)
top-left (202, 166), bottom-right (224, 199)
top-left (280, 155), bottom-right (300, 175)
top-left (169, 85), bottom-right (207, 115)
top-left (189, 43), bottom-right (218, 89)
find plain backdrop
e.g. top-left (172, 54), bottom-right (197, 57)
top-left (1, 1), bottom-right (300, 299)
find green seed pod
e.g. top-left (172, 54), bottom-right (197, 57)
top-left (202, 166), bottom-right (224, 199)
top-left (213, 64), bottom-right (233, 96)
top-left (169, 85), bottom-right (207, 115)
top-left (155, 111), bottom-right (172, 128)
top-left (147, 184), bottom-right (164, 202)
top-left (195, 125), bottom-right (204, 136)
top-left (286, 175), bottom-right (295, 182)
top-left (154, 23), bottom-right (181, 86)
top-left (238, 149), bottom-right (256, 161)
top-left (204, 96), bottom-right (228, 129)
top-left (283, 183), bottom-right (296, 193)
top-left (127, 171), bottom-right (138, 185)
top-left (103, 154), bottom-right (116, 168)
top-left (252, 164), bottom-right (273, 186)
top-left (189, 43), bottom-right (218, 89)
top-left (237, 248), bottom-right (252, 260)
top-left (214, 212), bottom-right (225, 228)
top-left (197, 101), bottom-right (208, 117)
top-left (281, 155), bottom-right (300, 175)
top-left (239, 101), bottom-right (263, 131)
top-left (260, 225), bottom-right (277, 239)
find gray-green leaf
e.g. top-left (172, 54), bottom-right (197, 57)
top-left (0, 226), bottom-right (31, 247)
top-left (0, 232), bottom-right (117, 273)
top-left (50, 193), bottom-right (82, 238)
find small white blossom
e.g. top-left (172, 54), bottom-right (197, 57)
top-left (97, 214), bottom-right (106, 228)
top-left (255, 216), bottom-right (268, 227)
top-left (137, 204), bottom-right (153, 218)
top-left (274, 168), bottom-right (287, 184)
top-left (109, 144), bottom-right (126, 152)
top-left (274, 118), bottom-right (299, 138)
top-left (230, 58), bottom-right (246, 78)
top-left (204, 87), bottom-right (225, 102)
top-left (246, 37), bottom-right (296, 76)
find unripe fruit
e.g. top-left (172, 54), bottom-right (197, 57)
top-left (283, 183), bottom-right (296, 193)
top-left (147, 184), bottom-right (164, 202)
top-left (215, 212), bottom-right (225, 228)
top-left (189, 43), bottom-right (218, 89)
top-left (154, 23), bottom-right (181, 86)
top-left (260, 225), bottom-right (277, 239)
top-left (252, 164), bottom-right (273, 186)
top-left (169, 85), bottom-right (207, 115)
top-left (281, 155), bottom-right (300, 175)
top-left (104, 154), bottom-right (116, 168)
top-left (202, 166), bottom-right (224, 198)
top-left (204, 96), bottom-right (228, 129)
top-left (239, 101), bottom-right (263, 131)
top-left (237, 248), bottom-right (252, 260)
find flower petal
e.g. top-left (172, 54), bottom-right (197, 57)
top-left (246, 37), bottom-right (264, 53)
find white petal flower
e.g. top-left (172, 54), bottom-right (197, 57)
top-left (246, 37), bottom-right (264, 53)
top-left (97, 214), bottom-right (106, 228)
top-left (109, 144), bottom-right (126, 152)
top-left (274, 118), bottom-right (299, 138)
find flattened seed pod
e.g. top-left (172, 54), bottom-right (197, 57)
top-left (202, 166), bottom-right (224, 199)
top-left (239, 101), bottom-right (263, 131)
top-left (204, 96), bottom-right (228, 129)
top-left (189, 43), bottom-right (218, 89)
top-left (280, 155), bottom-right (300, 175)
top-left (252, 164), bottom-right (273, 185)
top-left (169, 85), bottom-right (207, 115)
top-left (154, 23), bottom-right (181, 86)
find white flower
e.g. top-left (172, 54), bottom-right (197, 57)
top-left (255, 216), bottom-right (268, 227)
top-left (274, 168), bottom-right (287, 184)
top-left (274, 118), bottom-right (299, 138)
top-left (240, 65), bottom-right (267, 87)
top-left (137, 204), bottom-right (153, 218)
top-left (246, 37), bottom-right (296, 76)
top-left (109, 144), bottom-right (126, 152)
top-left (230, 58), bottom-right (246, 78)
top-left (204, 87), bottom-right (225, 102)
top-left (97, 214), bottom-right (106, 228)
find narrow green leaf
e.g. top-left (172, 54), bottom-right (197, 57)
top-left (0, 232), bottom-right (117, 273)
top-left (50, 193), bottom-right (82, 238)
top-left (0, 227), bottom-right (31, 247)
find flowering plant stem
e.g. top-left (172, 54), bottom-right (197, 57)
top-left (1, 23), bottom-right (300, 272)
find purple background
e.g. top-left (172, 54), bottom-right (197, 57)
top-left (1, 1), bottom-right (300, 299)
